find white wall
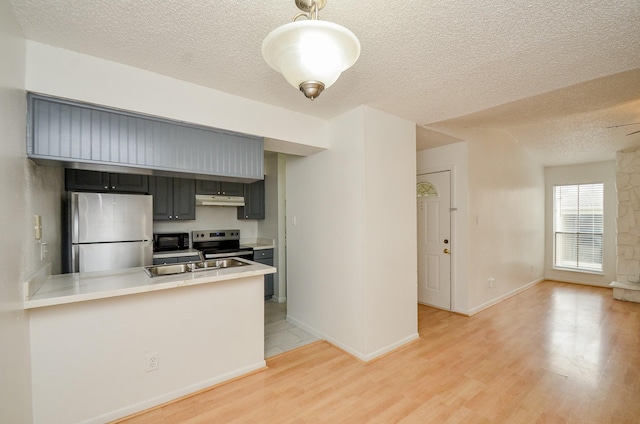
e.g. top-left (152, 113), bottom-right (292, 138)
top-left (545, 161), bottom-right (616, 287)
top-left (25, 41), bottom-right (328, 150)
top-left (30, 276), bottom-right (265, 424)
top-left (286, 106), bottom-right (418, 361)
top-left (275, 154), bottom-right (287, 301)
top-left (417, 142), bottom-right (470, 312)
top-left (258, 153), bottom-right (283, 300)
top-left (0, 3), bottom-right (64, 422)
top-left (467, 130), bottom-right (545, 313)
top-left (0, 4), bottom-right (31, 422)
top-left (417, 130), bottom-right (545, 315)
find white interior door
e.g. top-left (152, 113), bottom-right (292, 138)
top-left (417, 171), bottom-right (451, 310)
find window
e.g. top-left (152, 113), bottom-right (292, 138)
top-left (553, 183), bottom-right (603, 272)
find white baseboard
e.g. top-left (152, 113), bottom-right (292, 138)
top-left (286, 314), bottom-right (418, 362)
top-left (544, 277), bottom-right (612, 288)
top-left (84, 360), bottom-right (266, 424)
top-left (466, 277), bottom-right (544, 316)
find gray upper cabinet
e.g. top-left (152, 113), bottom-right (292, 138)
top-left (195, 180), bottom-right (244, 196)
top-left (148, 176), bottom-right (195, 221)
top-left (65, 169), bottom-right (148, 193)
top-left (27, 93), bottom-right (264, 181)
top-left (237, 179), bottom-right (265, 220)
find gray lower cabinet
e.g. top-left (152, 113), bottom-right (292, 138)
top-left (195, 180), bottom-right (244, 196)
top-left (253, 249), bottom-right (274, 299)
top-left (65, 169), bottom-right (148, 193)
top-left (237, 179), bottom-right (265, 220)
top-left (149, 176), bottom-right (195, 220)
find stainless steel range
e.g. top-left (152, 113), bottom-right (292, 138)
top-left (191, 229), bottom-right (253, 260)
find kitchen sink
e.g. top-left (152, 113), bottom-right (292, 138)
top-left (144, 258), bottom-right (249, 277)
top-left (195, 259), bottom-right (247, 269)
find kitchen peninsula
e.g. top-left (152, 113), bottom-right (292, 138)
top-left (25, 262), bottom-right (275, 424)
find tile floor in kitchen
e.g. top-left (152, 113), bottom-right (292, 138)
top-left (264, 301), bottom-right (320, 358)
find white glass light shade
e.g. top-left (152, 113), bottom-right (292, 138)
top-left (262, 20), bottom-right (360, 91)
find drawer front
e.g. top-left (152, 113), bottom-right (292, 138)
top-left (153, 257), bottom-right (178, 265)
top-left (253, 249), bottom-right (273, 260)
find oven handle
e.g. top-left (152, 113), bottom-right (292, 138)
top-left (204, 250), bottom-right (254, 259)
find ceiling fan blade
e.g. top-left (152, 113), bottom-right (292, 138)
top-left (627, 129), bottom-right (640, 136)
top-left (607, 122), bottom-right (640, 128)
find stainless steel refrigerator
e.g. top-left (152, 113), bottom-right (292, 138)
top-left (66, 192), bottom-right (153, 273)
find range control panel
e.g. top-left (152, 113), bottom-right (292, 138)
top-left (191, 229), bottom-right (240, 242)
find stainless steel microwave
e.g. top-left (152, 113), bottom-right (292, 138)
top-left (153, 232), bottom-right (189, 252)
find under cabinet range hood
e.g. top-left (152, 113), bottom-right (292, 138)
top-left (195, 194), bottom-right (245, 207)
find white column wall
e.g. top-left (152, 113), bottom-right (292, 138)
top-left (286, 106), bottom-right (418, 360)
top-left (286, 107), bottom-right (367, 356)
top-left (363, 108), bottom-right (418, 357)
top-left (25, 41), bottom-right (328, 150)
top-left (545, 161), bottom-right (617, 286)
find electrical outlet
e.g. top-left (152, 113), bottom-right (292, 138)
top-left (145, 352), bottom-right (159, 372)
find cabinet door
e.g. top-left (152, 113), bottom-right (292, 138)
top-left (254, 258), bottom-right (274, 299)
top-left (149, 176), bottom-right (174, 220)
top-left (172, 178), bottom-right (195, 220)
top-left (65, 169), bottom-right (109, 192)
top-left (109, 173), bottom-right (148, 193)
top-left (219, 182), bottom-right (244, 196)
top-left (196, 180), bottom-right (243, 196)
top-left (237, 179), bottom-right (265, 220)
top-left (195, 180), bottom-right (221, 195)
top-left (264, 272), bottom-right (274, 298)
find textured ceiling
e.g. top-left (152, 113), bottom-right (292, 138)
top-left (9, 0), bottom-right (640, 166)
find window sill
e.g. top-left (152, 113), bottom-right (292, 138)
top-left (552, 266), bottom-right (604, 276)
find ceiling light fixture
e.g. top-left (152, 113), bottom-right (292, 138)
top-left (262, 0), bottom-right (361, 100)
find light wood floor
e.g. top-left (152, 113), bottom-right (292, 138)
top-left (118, 281), bottom-right (640, 423)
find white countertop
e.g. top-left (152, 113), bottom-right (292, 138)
top-left (24, 259), bottom-right (276, 310)
top-left (241, 238), bottom-right (275, 250)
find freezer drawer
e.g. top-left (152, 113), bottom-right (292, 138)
top-left (73, 241), bottom-right (153, 273)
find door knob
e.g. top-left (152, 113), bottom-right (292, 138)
top-left (443, 248), bottom-right (450, 254)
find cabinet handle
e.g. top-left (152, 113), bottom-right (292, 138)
top-left (175, 216), bottom-right (179, 219)
top-left (169, 215), bottom-right (173, 219)
top-left (222, 191), bottom-right (226, 194)
top-left (104, 185), bottom-right (109, 189)
top-left (111, 186), bottom-right (116, 190)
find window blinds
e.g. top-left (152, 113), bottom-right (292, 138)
top-left (553, 183), bottom-right (604, 272)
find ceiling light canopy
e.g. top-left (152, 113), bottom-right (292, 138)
top-left (262, 0), bottom-right (360, 100)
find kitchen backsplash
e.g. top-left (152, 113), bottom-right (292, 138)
top-left (153, 206), bottom-right (259, 243)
